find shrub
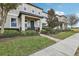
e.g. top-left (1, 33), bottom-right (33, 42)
top-left (0, 30), bottom-right (39, 38)
top-left (43, 27), bottom-right (50, 31)
top-left (48, 29), bottom-right (60, 34)
top-left (3, 30), bottom-right (20, 37)
top-left (66, 28), bottom-right (71, 31)
top-left (21, 30), bottom-right (39, 36)
top-left (41, 27), bottom-right (62, 34)
top-left (41, 29), bottom-right (48, 34)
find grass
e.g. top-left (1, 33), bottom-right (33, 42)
top-left (0, 36), bottom-right (55, 56)
top-left (71, 28), bottom-right (79, 33)
top-left (54, 31), bottom-right (76, 39)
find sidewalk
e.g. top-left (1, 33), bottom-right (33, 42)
top-left (30, 33), bottom-right (79, 56)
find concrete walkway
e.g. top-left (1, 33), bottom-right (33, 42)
top-left (30, 33), bottom-right (79, 56)
top-left (40, 34), bottom-right (61, 42)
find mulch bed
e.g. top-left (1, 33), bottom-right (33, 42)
top-left (0, 35), bottom-right (16, 41)
top-left (75, 48), bottom-right (79, 56)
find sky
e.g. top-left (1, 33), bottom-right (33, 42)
top-left (34, 3), bottom-right (79, 27)
top-left (34, 3), bottom-right (79, 15)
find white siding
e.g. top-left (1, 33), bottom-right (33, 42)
top-left (34, 20), bottom-right (40, 28)
top-left (17, 4), bottom-right (43, 16)
top-left (42, 12), bottom-right (48, 18)
top-left (0, 3), bottom-right (46, 30)
top-left (3, 14), bottom-right (19, 28)
top-left (41, 12), bottom-right (48, 26)
top-left (27, 21), bottom-right (31, 28)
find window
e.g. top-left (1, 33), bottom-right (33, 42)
top-left (42, 23), bottom-right (46, 27)
top-left (38, 12), bottom-right (40, 14)
top-left (32, 10), bottom-right (34, 13)
top-left (25, 20), bottom-right (27, 22)
top-left (11, 18), bottom-right (16, 27)
top-left (25, 23), bottom-right (27, 27)
top-left (24, 7), bottom-right (26, 10)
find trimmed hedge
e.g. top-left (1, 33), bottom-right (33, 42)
top-left (41, 27), bottom-right (61, 34)
top-left (41, 27), bottom-right (72, 35)
top-left (41, 29), bottom-right (48, 34)
top-left (0, 30), bottom-right (39, 38)
top-left (20, 30), bottom-right (39, 36)
top-left (3, 30), bottom-right (20, 37)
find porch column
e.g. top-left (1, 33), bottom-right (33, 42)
top-left (62, 23), bottom-right (65, 30)
top-left (21, 14), bottom-right (25, 31)
top-left (40, 19), bottom-right (42, 32)
top-left (64, 23), bottom-right (67, 30)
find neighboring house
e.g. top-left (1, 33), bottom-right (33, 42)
top-left (56, 14), bottom-right (68, 30)
top-left (40, 11), bottom-right (68, 30)
top-left (0, 3), bottom-right (47, 31)
top-left (41, 12), bottom-right (68, 30)
top-left (41, 11), bottom-right (48, 28)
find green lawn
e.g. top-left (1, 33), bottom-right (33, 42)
top-left (54, 31), bottom-right (76, 39)
top-left (0, 36), bottom-right (55, 56)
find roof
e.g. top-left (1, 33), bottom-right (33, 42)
top-left (55, 14), bottom-right (67, 18)
top-left (43, 11), bottom-right (48, 14)
top-left (27, 3), bottom-right (43, 10)
top-left (19, 11), bottom-right (43, 18)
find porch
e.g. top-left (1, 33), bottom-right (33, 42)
top-left (19, 12), bottom-right (43, 31)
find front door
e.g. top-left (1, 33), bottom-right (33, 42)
top-left (30, 21), bottom-right (34, 30)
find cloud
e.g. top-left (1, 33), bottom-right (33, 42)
top-left (55, 11), bottom-right (65, 15)
top-left (46, 9), bottom-right (65, 15)
top-left (76, 13), bottom-right (79, 18)
top-left (46, 8), bottom-right (50, 12)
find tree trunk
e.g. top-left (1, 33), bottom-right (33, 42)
top-left (0, 10), bottom-right (7, 34)
top-left (1, 22), bottom-right (4, 34)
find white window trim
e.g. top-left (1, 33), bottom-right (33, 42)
top-left (10, 18), bottom-right (17, 28)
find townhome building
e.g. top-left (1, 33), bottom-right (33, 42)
top-left (0, 3), bottom-right (48, 31)
top-left (0, 3), bottom-right (67, 31)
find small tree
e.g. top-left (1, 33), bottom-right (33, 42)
top-left (47, 9), bottom-right (59, 28)
top-left (68, 15), bottom-right (79, 29)
top-left (0, 3), bottom-right (20, 34)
